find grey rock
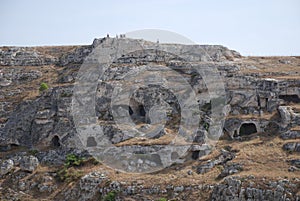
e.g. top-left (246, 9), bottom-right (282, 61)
top-left (0, 47), bottom-right (58, 66)
top-left (79, 172), bottom-right (106, 200)
top-left (281, 130), bottom-right (300, 140)
top-left (20, 156), bottom-right (39, 172)
top-left (283, 142), bottom-right (300, 152)
top-left (211, 177), bottom-right (292, 201)
top-left (59, 46), bottom-right (92, 66)
top-left (290, 159), bottom-right (300, 168)
top-left (218, 163), bottom-right (243, 179)
top-left (278, 106), bottom-right (292, 127)
top-left (0, 159), bottom-right (14, 176)
top-left (197, 151), bottom-right (235, 174)
top-left (174, 186), bottom-right (184, 192)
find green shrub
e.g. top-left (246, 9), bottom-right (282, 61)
top-left (57, 167), bottom-right (83, 182)
top-left (39, 82), bottom-right (49, 91)
top-left (203, 122), bottom-right (209, 131)
top-left (65, 154), bottom-right (84, 168)
top-left (28, 149), bottom-right (39, 156)
top-left (157, 198), bottom-right (167, 201)
top-left (55, 154), bottom-right (85, 183)
top-left (103, 191), bottom-right (117, 201)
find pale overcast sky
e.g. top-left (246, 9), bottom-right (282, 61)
top-left (0, 0), bottom-right (299, 56)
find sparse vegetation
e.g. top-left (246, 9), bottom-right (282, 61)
top-left (39, 82), bottom-right (49, 92)
top-left (28, 149), bottom-right (39, 156)
top-left (216, 165), bottom-right (224, 172)
top-left (55, 154), bottom-right (86, 182)
top-left (60, 91), bottom-right (72, 97)
top-left (203, 122), bottom-right (209, 131)
top-left (157, 198), bottom-right (167, 201)
top-left (57, 167), bottom-right (83, 182)
top-left (103, 191), bottom-right (117, 201)
top-left (65, 153), bottom-right (84, 168)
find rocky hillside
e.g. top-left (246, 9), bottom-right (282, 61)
top-left (0, 37), bottom-right (299, 200)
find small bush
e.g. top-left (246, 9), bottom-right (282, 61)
top-left (39, 82), bottom-right (49, 92)
top-left (65, 154), bottom-right (84, 168)
top-left (28, 149), bottom-right (39, 156)
top-left (203, 122), bottom-right (209, 131)
top-left (103, 191), bottom-right (117, 201)
top-left (57, 167), bottom-right (83, 182)
top-left (158, 198), bottom-right (167, 201)
top-left (56, 154), bottom-right (85, 183)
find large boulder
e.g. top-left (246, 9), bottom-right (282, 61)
top-left (20, 156), bottom-right (39, 172)
top-left (278, 106), bottom-right (292, 127)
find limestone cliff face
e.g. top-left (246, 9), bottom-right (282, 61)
top-left (0, 38), bottom-right (300, 200)
top-left (0, 38), bottom-right (299, 150)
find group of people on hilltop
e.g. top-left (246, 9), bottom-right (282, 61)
top-left (106, 33), bottom-right (126, 38)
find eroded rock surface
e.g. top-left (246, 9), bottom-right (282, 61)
top-left (0, 37), bottom-right (299, 200)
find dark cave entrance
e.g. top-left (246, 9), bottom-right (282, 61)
top-left (239, 123), bottom-right (257, 136)
top-left (138, 105), bottom-right (146, 117)
top-left (192, 151), bottom-right (200, 160)
top-left (51, 136), bottom-right (60, 147)
top-left (129, 106), bottom-right (134, 115)
top-left (279, 95), bottom-right (300, 103)
top-left (233, 130), bottom-right (238, 138)
top-left (128, 102), bottom-right (146, 124)
top-left (87, 137), bottom-right (97, 147)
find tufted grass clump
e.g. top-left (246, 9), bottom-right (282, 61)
top-left (39, 82), bottom-right (49, 92)
top-left (65, 154), bottom-right (84, 168)
top-left (103, 191), bottom-right (117, 201)
top-left (57, 167), bottom-right (83, 182)
top-left (27, 149), bottom-right (39, 156)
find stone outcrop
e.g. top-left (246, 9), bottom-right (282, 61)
top-left (0, 47), bottom-right (58, 66)
top-left (0, 37), bottom-right (299, 150)
top-left (211, 177), bottom-right (299, 201)
top-left (0, 159), bottom-right (14, 176)
top-left (20, 155), bottom-right (39, 172)
top-left (0, 37), bottom-right (300, 200)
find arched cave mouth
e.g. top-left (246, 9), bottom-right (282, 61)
top-left (87, 136), bottom-right (97, 147)
top-left (138, 105), bottom-right (146, 117)
top-left (279, 94), bottom-right (300, 103)
top-left (239, 123), bottom-right (257, 136)
top-left (126, 86), bottom-right (181, 131)
top-left (51, 136), bottom-right (60, 147)
top-left (128, 103), bottom-right (146, 124)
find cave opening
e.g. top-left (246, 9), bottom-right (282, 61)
top-left (51, 135), bottom-right (60, 147)
top-left (129, 106), bottom-right (133, 115)
top-left (239, 123), bottom-right (257, 136)
top-left (139, 105), bottom-right (146, 116)
top-left (233, 130), bottom-right (238, 138)
top-left (87, 137), bottom-right (97, 147)
top-left (192, 151), bottom-right (200, 160)
top-left (279, 95), bottom-right (300, 103)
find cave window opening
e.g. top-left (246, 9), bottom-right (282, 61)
top-left (51, 135), bottom-right (60, 147)
top-left (139, 105), bottom-right (146, 117)
top-left (192, 151), bottom-right (200, 160)
top-left (129, 106), bottom-right (133, 115)
top-left (257, 95), bottom-right (261, 108)
top-left (233, 130), bottom-right (238, 137)
top-left (87, 137), bottom-right (97, 147)
top-left (239, 123), bottom-right (257, 136)
top-left (279, 95), bottom-right (300, 103)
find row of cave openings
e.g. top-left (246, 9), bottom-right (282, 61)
top-left (51, 135), bottom-right (98, 148)
top-left (49, 94), bottom-right (299, 146)
top-left (257, 94), bottom-right (300, 110)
